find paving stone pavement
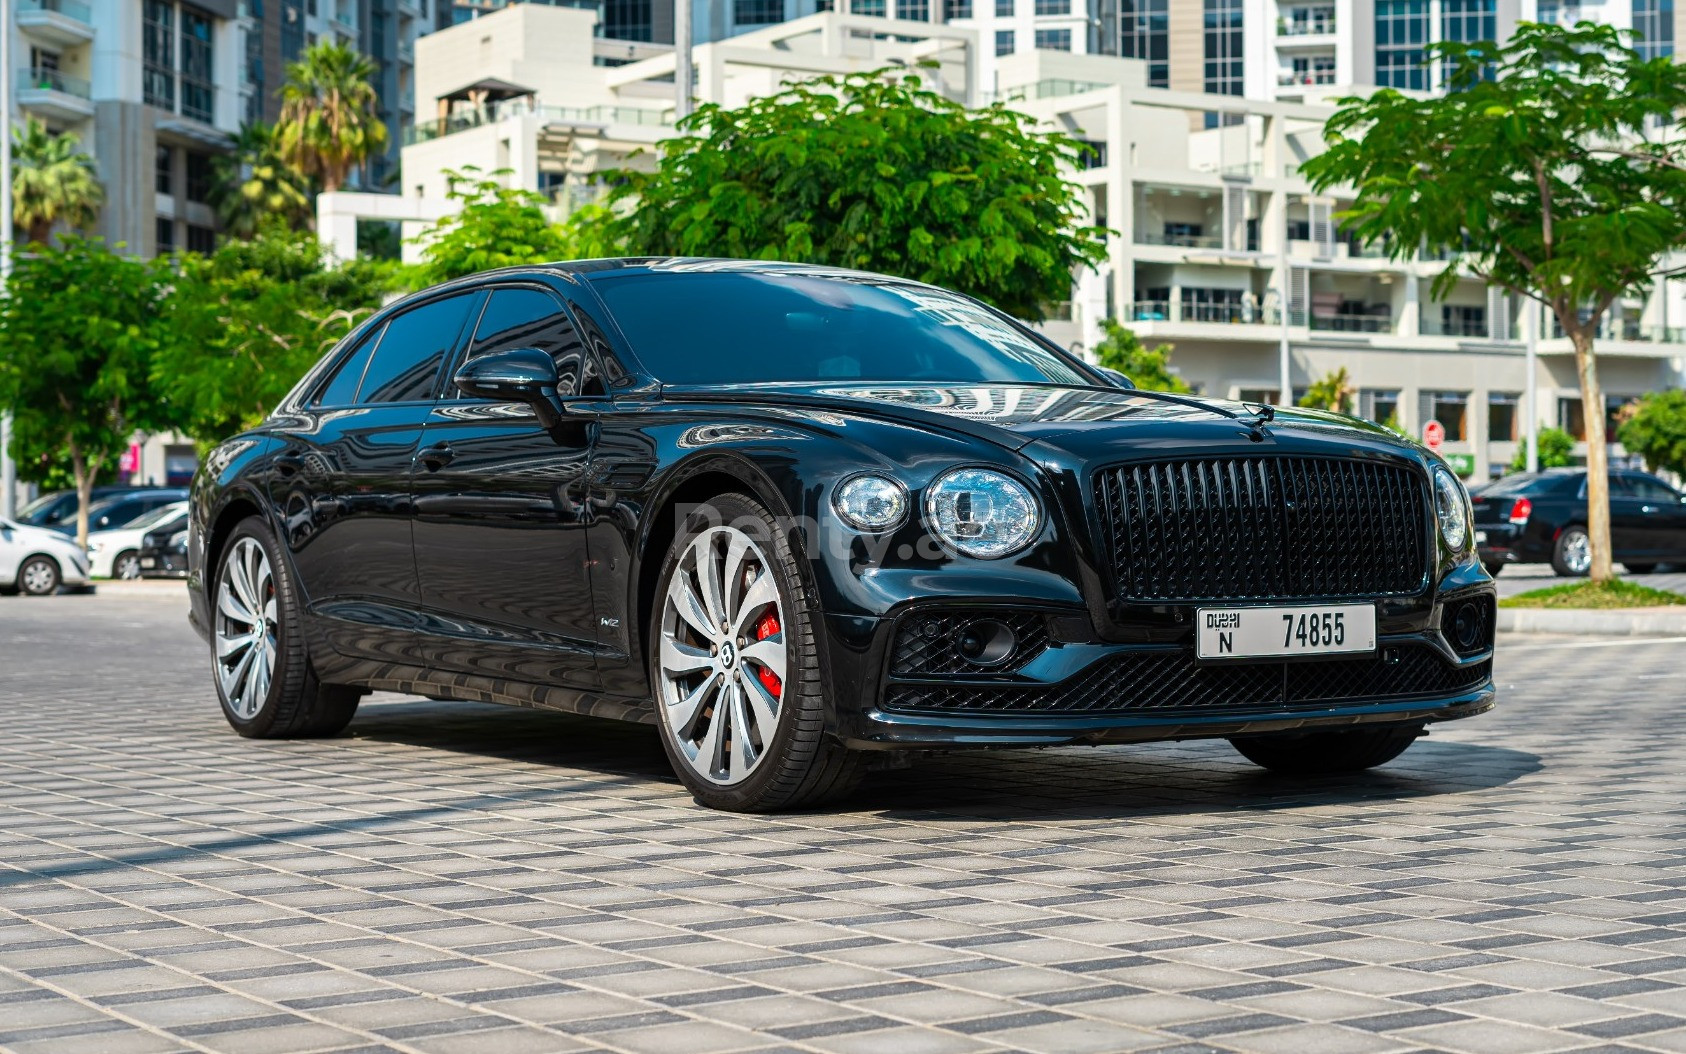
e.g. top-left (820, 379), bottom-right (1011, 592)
top-left (2, 589), bottom-right (1685, 1054)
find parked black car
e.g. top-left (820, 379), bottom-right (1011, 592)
top-left (45, 489), bottom-right (190, 536)
top-left (187, 259), bottom-right (1495, 811)
top-left (17, 485), bottom-right (160, 530)
top-left (1474, 468), bottom-right (1686, 576)
top-left (137, 522), bottom-right (191, 577)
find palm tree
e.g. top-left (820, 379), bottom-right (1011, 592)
top-left (11, 117), bottom-right (105, 245)
top-left (1297, 366), bottom-right (1357, 415)
top-left (276, 42), bottom-right (388, 194)
top-left (210, 122), bottom-right (314, 238)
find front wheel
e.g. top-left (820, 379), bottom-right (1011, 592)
top-left (18, 556), bottom-right (60, 596)
top-left (213, 518), bottom-right (360, 738)
top-left (1551, 526), bottom-right (1592, 577)
top-left (651, 492), bottom-right (862, 811)
top-left (1230, 725), bottom-right (1423, 775)
top-left (114, 550), bottom-right (141, 580)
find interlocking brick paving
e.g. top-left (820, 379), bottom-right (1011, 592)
top-left (2, 586), bottom-right (1684, 1053)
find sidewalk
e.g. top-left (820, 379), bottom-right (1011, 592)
top-left (1497, 604), bottom-right (1686, 636)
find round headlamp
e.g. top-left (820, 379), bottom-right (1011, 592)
top-left (924, 468), bottom-right (1041, 559)
top-left (1433, 465), bottom-right (1470, 551)
top-left (832, 474), bottom-right (908, 533)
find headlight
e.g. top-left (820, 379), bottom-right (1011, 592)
top-left (924, 468), bottom-right (1041, 559)
top-left (1433, 466), bottom-right (1470, 551)
top-left (832, 474), bottom-right (908, 533)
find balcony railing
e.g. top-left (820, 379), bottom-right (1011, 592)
top-left (1310, 312), bottom-right (1391, 333)
top-left (1136, 231), bottom-right (1223, 249)
top-left (18, 66), bottom-right (90, 98)
top-left (406, 101), bottom-right (674, 144)
top-left (17, 0), bottom-right (92, 21)
top-left (1277, 17), bottom-right (1336, 35)
top-left (1277, 70), bottom-right (1336, 86)
top-left (989, 78), bottom-right (1109, 103)
top-left (1126, 300), bottom-right (1280, 325)
top-left (1420, 315), bottom-right (1489, 338)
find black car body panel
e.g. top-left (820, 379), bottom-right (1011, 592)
top-left (187, 259), bottom-right (1495, 752)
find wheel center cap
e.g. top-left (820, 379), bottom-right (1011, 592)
top-left (720, 641), bottom-right (737, 669)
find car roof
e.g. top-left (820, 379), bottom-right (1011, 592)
top-left (418, 257), bottom-right (931, 295)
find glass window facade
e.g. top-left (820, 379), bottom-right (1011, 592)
top-left (604, 0), bottom-right (652, 40)
top-left (1635, 0), bottom-right (1675, 59)
top-left (995, 28), bottom-right (1015, 54)
top-left (1119, 0), bottom-right (1168, 87)
top-left (995, 0), bottom-right (1012, 15)
top-left (1376, 0), bottom-right (1428, 90)
top-left (1034, 27), bottom-right (1071, 49)
top-left (944, 0), bottom-right (971, 16)
top-left (181, 8), bottom-right (214, 122)
top-left (896, 0), bottom-right (928, 18)
top-left (1204, 0), bottom-right (1244, 96)
top-left (1032, 0), bottom-right (1068, 13)
top-left (734, 0), bottom-right (783, 23)
top-left (143, 0), bottom-right (175, 111)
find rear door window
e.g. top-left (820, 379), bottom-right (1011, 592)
top-left (462, 288), bottom-right (597, 398)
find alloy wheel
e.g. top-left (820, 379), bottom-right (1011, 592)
top-left (19, 558), bottom-right (57, 595)
top-left (658, 525), bottom-right (788, 786)
top-left (216, 537), bottom-right (278, 719)
top-left (1563, 530), bottom-right (1592, 575)
top-left (116, 552), bottom-right (141, 580)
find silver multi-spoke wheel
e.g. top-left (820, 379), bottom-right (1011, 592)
top-left (115, 552), bottom-right (141, 580)
top-left (216, 537), bottom-right (278, 719)
top-left (658, 524), bottom-right (788, 786)
top-left (1561, 530), bottom-right (1592, 575)
top-left (19, 557), bottom-right (58, 595)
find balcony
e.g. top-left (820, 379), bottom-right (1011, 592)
top-left (1276, 8), bottom-right (1335, 36)
top-left (989, 78), bottom-right (1109, 104)
top-left (17, 67), bottom-right (93, 122)
top-left (16, 0), bottom-right (93, 46)
top-left (405, 102), bottom-right (673, 144)
top-left (1309, 310), bottom-right (1392, 334)
top-left (1126, 300), bottom-right (1280, 326)
top-left (1277, 70), bottom-right (1336, 87)
top-left (1419, 314), bottom-right (1490, 338)
top-left (1136, 230), bottom-right (1223, 250)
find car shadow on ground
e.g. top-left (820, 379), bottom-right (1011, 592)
top-left (344, 699), bottom-right (1542, 822)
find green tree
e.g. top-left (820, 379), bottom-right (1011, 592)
top-left (596, 67), bottom-right (1107, 320)
top-left (414, 167), bottom-right (614, 285)
top-left (1508, 427), bottom-right (1576, 473)
top-left (1617, 391), bottom-right (1686, 478)
top-left (0, 239), bottom-right (174, 545)
top-left (276, 41), bottom-right (388, 193)
top-left (1092, 319), bottom-right (1191, 393)
top-left (159, 227), bottom-right (400, 443)
top-left (1297, 367), bottom-right (1356, 414)
top-left (10, 116), bottom-right (104, 246)
top-left (1302, 21), bottom-right (1686, 582)
top-left (210, 122), bottom-right (314, 238)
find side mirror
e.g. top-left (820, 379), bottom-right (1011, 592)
top-left (453, 348), bottom-right (566, 429)
top-left (1096, 367), bottom-right (1136, 390)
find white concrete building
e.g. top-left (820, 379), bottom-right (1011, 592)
top-left (381, 2), bottom-right (1686, 484)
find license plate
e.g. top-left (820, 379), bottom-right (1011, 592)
top-left (139, 557), bottom-right (156, 569)
top-left (1475, 530), bottom-right (1488, 544)
top-left (1197, 604), bottom-right (1376, 660)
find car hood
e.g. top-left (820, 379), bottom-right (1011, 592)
top-left (668, 382), bottom-right (1420, 463)
top-left (2, 521), bottom-right (84, 549)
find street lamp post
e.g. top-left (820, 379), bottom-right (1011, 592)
top-left (1525, 297), bottom-right (1540, 473)
top-left (0, 0), bottom-right (15, 519)
top-left (674, 0), bottom-right (693, 121)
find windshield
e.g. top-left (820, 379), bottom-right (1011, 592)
top-left (124, 504), bottom-right (188, 531)
top-left (17, 492), bottom-right (70, 524)
top-left (594, 272), bottom-right (1094, 387)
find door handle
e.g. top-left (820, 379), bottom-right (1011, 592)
top-left (418, 442), bottom-right (456, 471)
top-left (274, 453), bottom-right (304, 477)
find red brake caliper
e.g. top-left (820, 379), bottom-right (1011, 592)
top-left (753, 613), bottom-right (782, 698)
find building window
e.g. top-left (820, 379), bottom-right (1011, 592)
top-left (155, 146), bottom-right (173, 194)
top-left (944, 0), bottom-right (971, 16)
top-left (1033, 0), bottom-right (1068, 13)
top-left (1376, 0), bottom-right (1428, 90)
top-left (1288, 54), bottom-right (1336, 84)
top-left (1180, 287), bottom-right (1244, 323)
top-left (854, 0), bottom-right (885, 14)
top-left (604, 0), bottom-right (653, 42)
top-left (185, 151), bottom-right (213, 203)
top-left (1119, 0), bottom-right (1168, 86)
top-left (1362, 389), bottom-right (1401, 428)
top-left (1488, 393), bottom-right (1519, 442)
top-left (156, 217), bottom-right (175, 252)
top-left (734, 0), bottom-right (782, 25)
top-left (896, 0), bottom-right (929, 18)
top-left (1441, 0), bottom-right (1495, 85)
top-left (143, 0), bottom-right (176, 111)
top-left (1635, 0), bottom-right (1675, 59)
top-left (1427, 391), bottom-right (1469, 441)
top-left (995, 28), bottom-right (1014, 54)
top-left (995, 0), bottom-right (1011, 14)
top-left (1033, 27), bottom-right (1071, 49)
top-left (1203, 0), bottom-right (1244, 97)
top-left (186, 224), bottom-right (217, 254)
top-left (1439, 304), bottom-right (1486, 337)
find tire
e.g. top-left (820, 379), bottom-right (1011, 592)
top-left (114, 550), bottom-right (141, 580)
top-left (1230, 724), bottom-right (1424, 775)
top-left (1551, 525), bottom-right (1592, 577)
top-left (17, 555), bottom-right (60, 596)
top-left (212, 517), bottom-right (361, 738)
top-left (1624, 563), bottom-right (1658, 575)
top-left (650, 492), bottom-right (862, 812)
top-left (1482, 561), bottom-right (1504, 577)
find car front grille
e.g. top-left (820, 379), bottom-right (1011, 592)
top-left (881, 643), bottom-right (1488, 718)
top-left (1094, 455), bottom-right (1430, 603)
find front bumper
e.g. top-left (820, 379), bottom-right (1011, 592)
top-left (139, 546), bottom-right (190, 578)
top-left (823, 570), bottom-right (1497, 751)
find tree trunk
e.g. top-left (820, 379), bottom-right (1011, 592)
top-left (1571, 328), bottom-right (1614, 582)
top-left (68, 438), bottom-right (93, 550)
top-left (26, 220), bottom-right (51, 246)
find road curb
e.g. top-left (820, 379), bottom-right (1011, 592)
top-left (1497, 607), bottom-right (1686, 636)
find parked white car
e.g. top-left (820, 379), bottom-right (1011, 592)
top-left (87, 502), bottom-right (189, 579)
top-left (0, 517), bottom-right (92, 595)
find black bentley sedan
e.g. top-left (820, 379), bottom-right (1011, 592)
top-left (1474, 468), bottom-right (1686, 576)
top-left (186, 259), bottom-right (1495, 811)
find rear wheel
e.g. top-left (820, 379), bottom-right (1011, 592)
top-left (114, 550), bottom-right (141, 580)
top-left (651, 492), bottom-right (862, 811)
top-left (18, 556), bottom-right (60, 596)
top-left (1624, 563), bottom-right (1658, 575)
top-left (1551, 526), bottom-right (1592, 577)
top-left (1230, 724), bottom-right (1423, 775)
top-left (213, 518), bottom-right (360, 738)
